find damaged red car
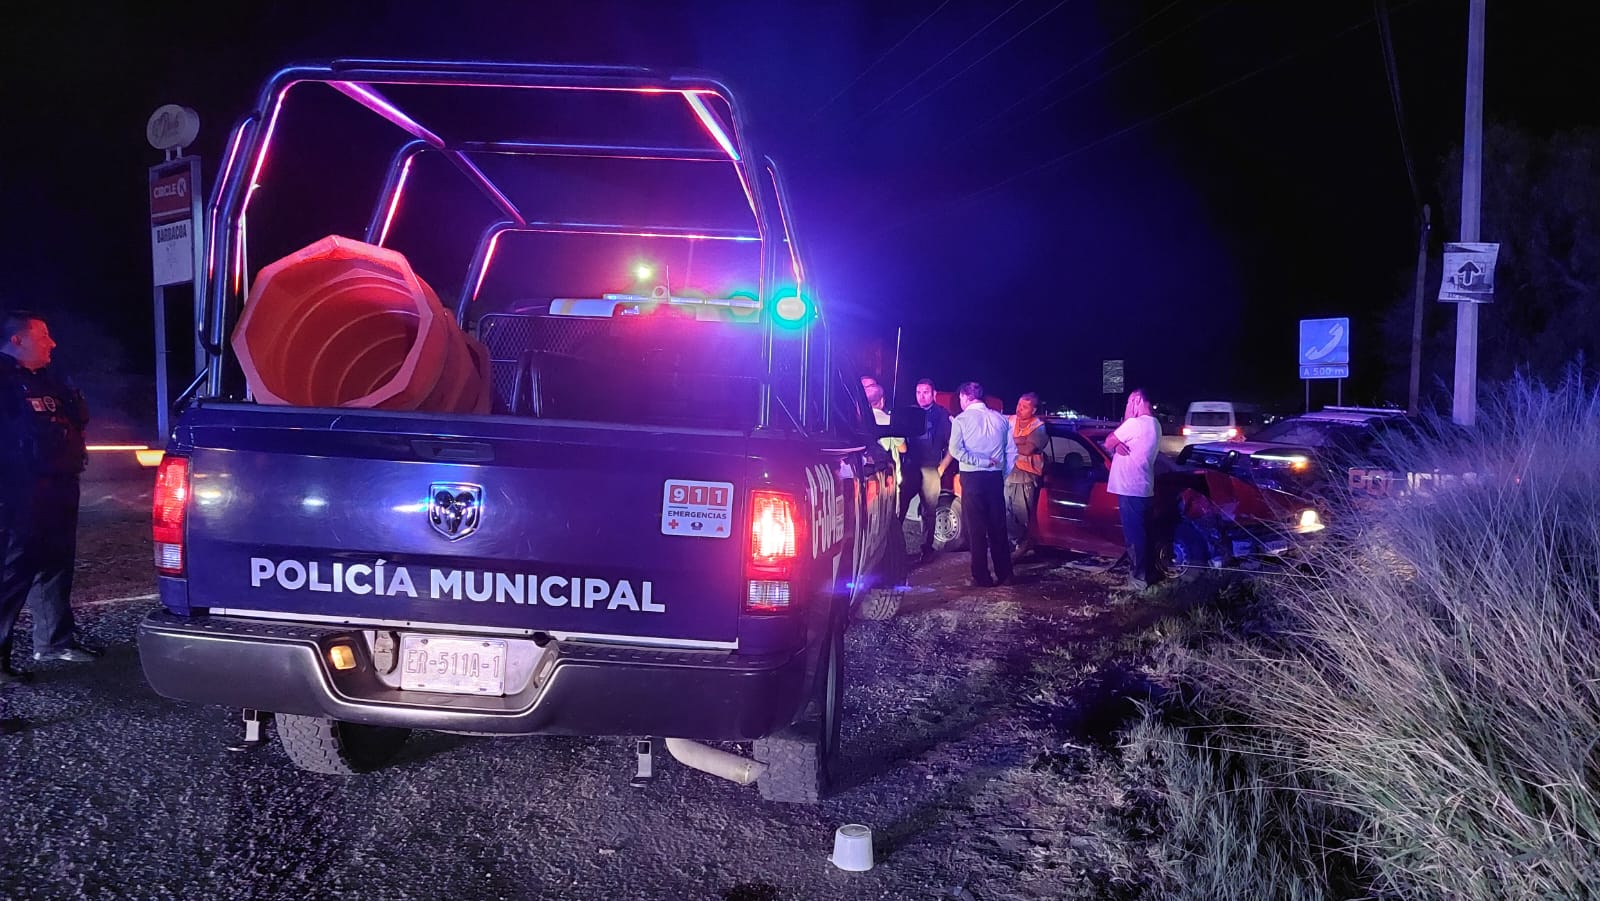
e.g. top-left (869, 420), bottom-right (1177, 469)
top-left (936, 419), bottom-right (1326, 567)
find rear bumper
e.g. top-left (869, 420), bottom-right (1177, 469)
top-left (137, 610), bottom-right (807, 740)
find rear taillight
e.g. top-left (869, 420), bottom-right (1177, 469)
top-left (1225, 427), bottom-right (1239, 439)
top-left (1181, 427), bottom-right (1192, 436)
top-left (745, 489), bottom-right (801, 613)
top-left (152, 455), bottom-right (190, 575)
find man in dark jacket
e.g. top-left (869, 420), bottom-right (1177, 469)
top-left (898, 378), bottom-right (953, 564)
top-left (1, 310), bottom-right (99, 683)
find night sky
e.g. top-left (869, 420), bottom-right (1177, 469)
top-left (3, 0), bottom-right (1596, 432)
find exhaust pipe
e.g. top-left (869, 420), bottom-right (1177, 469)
top-left (663, 738), bottom-right (767, 786)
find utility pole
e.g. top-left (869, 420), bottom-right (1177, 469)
top-left (1453, 0), bottom-right (1486, 426)
top-left (1408, 203), bottom-right (1431, 414)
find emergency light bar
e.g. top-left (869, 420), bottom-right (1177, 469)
top-left (548, 295), bottom-right (761, 319)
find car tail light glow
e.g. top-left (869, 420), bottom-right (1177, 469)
top-left (1225, 427), bottom-right (1239, 439)
top-left (152, 455), bottom-right (190, 575)
top-left (746, 489), bottom-right (801, 613)
top-left (749, 490), bottom-right (797, 565)
top-left (1181, 427), bottom-right (1192, 436)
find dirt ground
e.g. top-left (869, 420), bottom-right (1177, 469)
top-left (5, 484), bottom-right (1189, 900)
top-left (837, 548), bottom-right (1181, 899)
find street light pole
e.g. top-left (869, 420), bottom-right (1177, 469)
top-left (1452, 0), bottom-right (1486, 426)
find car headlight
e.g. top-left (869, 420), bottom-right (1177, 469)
top-left (1297, 509), bottom-right (1324, 532)
top-left (1254, 453), bottom-right (1310, 471)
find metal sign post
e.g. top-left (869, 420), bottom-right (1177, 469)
top-left (147, 105), bottom-right (202, 442)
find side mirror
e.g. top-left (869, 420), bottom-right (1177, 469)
top-left (1176, 444), bottom-right (1194, 465)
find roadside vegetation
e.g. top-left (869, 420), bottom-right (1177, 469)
top-left (1105, 369), bottom-right (1600, 899)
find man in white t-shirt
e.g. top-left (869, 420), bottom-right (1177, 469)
top-left (1105, 388), bottom-right (1162, 589)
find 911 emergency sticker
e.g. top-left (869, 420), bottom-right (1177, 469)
top-left (661, 479), bottom-right (735, 538)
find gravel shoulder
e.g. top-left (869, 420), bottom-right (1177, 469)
top-left (3, 491), bottom-right (1181, 900)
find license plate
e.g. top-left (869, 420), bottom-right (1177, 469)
top-left (399, 634), bottom-right (507, 696)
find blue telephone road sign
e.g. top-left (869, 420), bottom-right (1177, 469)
top-left (1299, 318), bottom-right (1350, 380)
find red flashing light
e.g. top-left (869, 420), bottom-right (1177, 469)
top-left (152, 456), bottom-right (190, 576)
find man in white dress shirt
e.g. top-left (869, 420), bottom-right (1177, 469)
top-left (948, 381), bottom-right (1017, 587)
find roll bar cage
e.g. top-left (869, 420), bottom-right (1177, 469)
top-left (192, 59), bottom-right (835, 432)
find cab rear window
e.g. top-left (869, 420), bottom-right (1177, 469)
top-left (481, 309), bottom-right (762, 430)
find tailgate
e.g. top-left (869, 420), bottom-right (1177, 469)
top-left (179, 406), bottom-right (750, 644)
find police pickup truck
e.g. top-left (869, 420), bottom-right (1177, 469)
top-left (1178, 407), bottom-right (1460, 502)
top-left (137, 60), bottom-right (908, 803)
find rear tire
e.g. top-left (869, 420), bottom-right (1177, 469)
top-left (755, 611), bottom-right (844, 803)
top-left (275, 714), bottom-right (411, 775)
top-left (1154, 540), bottom-right (1189, 583)
top-left (932, 495), bottom-right (966, 552)
top-left (857, 588), bottom-right (902, 620)
top-left (856, 526), bottom-right (909, 620)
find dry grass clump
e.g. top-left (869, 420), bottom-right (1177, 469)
top-left (1131, 370), bottom-right (1600, 899)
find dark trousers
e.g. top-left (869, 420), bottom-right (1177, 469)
top-left (898, 464), bottom-right (942, 553)
top-left (0, 475), bottom-right (81, 656)
top-left (960, 470), bottom-right (1011, 584)
top-left (1117, 493), bottom-right (1155, 583)
top-left (1005, 477), bottom-right (1041, 547)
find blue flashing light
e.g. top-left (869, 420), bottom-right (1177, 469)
top-left (768, 287), bottom-right (812, 330)
top-left (775, 296), bottom-right (807, 322)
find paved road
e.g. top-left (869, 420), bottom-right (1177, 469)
top-left (2, 487), bottom-right (1163, 900)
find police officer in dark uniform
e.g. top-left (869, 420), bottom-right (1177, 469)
top-left (898, 378), bottom-right (954, 564)
top-left (1, 310), bottom-right (99, 682)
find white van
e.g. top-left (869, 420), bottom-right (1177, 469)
top-left (1182, 401), bottom-right (1260, 446)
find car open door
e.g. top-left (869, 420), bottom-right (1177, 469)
top-left (1037, 426), bottom-right (1124, 557)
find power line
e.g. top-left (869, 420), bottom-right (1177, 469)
top-left (893, 0), bottom-right (1081, 119)
top-left (1374, 0), bottom-right (1422, 208)
top-left (938, 0), bottom-right (1224, 155)
top-left (810, 0), bottom-right (957, 120)
top-left (860, 0), bottom-right (1031, 121)
top-left (1032, 0), bottom-right (1234, 119)
top-left (869, 5), bottom-right (1413, 241)
top-left (966, 0), bottom-right (1195, 135)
